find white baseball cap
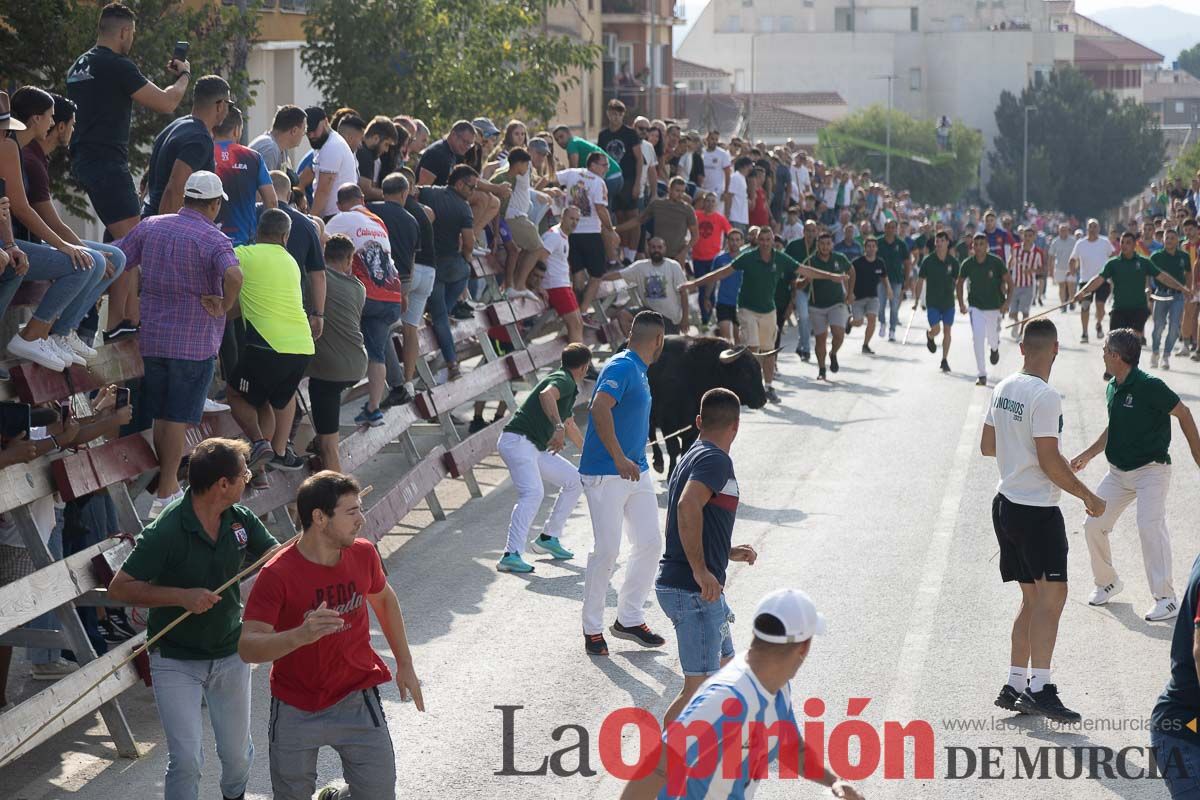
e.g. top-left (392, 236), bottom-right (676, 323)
top-left (752, 588), bottom-right (827, 644)
top-left (184, 170), bottom-right (229, 201)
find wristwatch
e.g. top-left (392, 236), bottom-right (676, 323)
top-left (553, 423), bottom-right (565, 431)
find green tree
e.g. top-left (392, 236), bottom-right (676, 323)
top-left (819, 106), bottom-right (983, 206)
top-left (0, 0), bottom-right (260, 217)
top-left (986, 67), bottom-right (1163, 218)
top-left (1180, 42), bottom-right (1200, 82)
top-left (1169, 140), bottom-right (1200, 182)
top-left (301, 0), bottom-right (601, 135)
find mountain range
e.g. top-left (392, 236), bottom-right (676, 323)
top-left (1089, 5), bottom-right (1200, 65)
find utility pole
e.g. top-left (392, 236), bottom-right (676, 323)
top-left (1023, 104), bottom-right (1037, 209)
top-left (749, 35), bottom-right (756, 140)
top-left (871, 75), bottom-right (897, 184)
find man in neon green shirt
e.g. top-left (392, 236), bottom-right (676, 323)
top-left (230, 208), bottom-right (315, 472)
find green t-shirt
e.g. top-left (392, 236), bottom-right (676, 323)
top-left (876, 236), bottom-right (910, 284)
top-left (1149, 248), bottom-right (1191, 296)
top-left (234, 244), bottom-right (316, 355)
top-left (782, 237), bottom-right (815, 302)
top-left (119, 492), bottom-right (278, 660)
top-left (566, 137), bottom-right (620, 178)
top-left (955, 239), bottom-right (972, 264)
top-left (919, 253), bottom-right (960, 311)
top-left (808, 252), bottom-right (852, 308)
top-left (959, 253), bottom-right (1008, 310)
top-left (1099, 254), bottom-right (1153, 311)
top-left (504, 368), bottom-right (578, 451)
top-left (1105, 368), bottom-right (1180, 471)
top-left (732, 248), bottom-right (798, 313)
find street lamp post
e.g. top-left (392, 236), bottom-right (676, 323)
top-left (1023, 104), bottom-right (1037, 209)
top-left (870, 75), bottom-right (897, 184)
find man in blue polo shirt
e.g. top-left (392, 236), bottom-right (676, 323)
top-left (580, 310), bottom-right (667, 657)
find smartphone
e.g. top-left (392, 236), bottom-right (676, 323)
top-left (172, 41), bottom-right (189, 62)
top-left (0, 176), bottom-right (6, 198)
top-left (115, 387), bottom-right (131, 409)
top-left (0, 401), bottom-right (31, 443)
top-left (58, 400), bottom-right (71, 423)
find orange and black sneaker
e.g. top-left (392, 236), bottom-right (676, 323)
top-left (584, 633), bottom-right (609, 657)
top-left (610, 621), bottom-right (665, 648)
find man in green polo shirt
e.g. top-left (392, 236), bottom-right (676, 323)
top-left (807, 231), bottom-right (854, 381)
top-left (551, 125), bottom-right (621, 189)
top-left (108, 438), bottom-right (279, 800)
top-left (1071, 329), bottom-right (1200, 622)
top-left (495, 343), bottom-right (591, 573)
top-left (683, 226), bottom-right (849, 401)
top-left (957, 233), bottom-right (1011, 386)
top-left (913, 231), bottom-right (959, 373)
top-left (1149, 228), bottom-right (1193, 369)
top-left (875, 219), bottom-right (911, 341)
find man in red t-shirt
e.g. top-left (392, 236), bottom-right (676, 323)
top-left (692, 191), bottom-right (732, 326)
top-left (240, 471), bottom-right (424, 800)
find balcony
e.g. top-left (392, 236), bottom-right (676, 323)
top-left (602, 0), bottom-right (686, 24)
top-left (603, 73), bottom-right (685, 120)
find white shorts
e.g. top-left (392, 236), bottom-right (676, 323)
top-left (737, 307), bottom-right (777, 349)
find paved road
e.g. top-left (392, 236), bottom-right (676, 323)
top-left (5, 305), bottom-right (1198, 799)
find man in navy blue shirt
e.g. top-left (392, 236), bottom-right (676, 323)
top-left (1152, 553), bottom-right (1200, 797)
top-left (655, 387), bottom-right (758, 724)
top-left (580, 310), bottom-right (666, 657)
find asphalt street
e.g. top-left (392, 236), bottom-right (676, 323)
top-left (5, 300), bottom-right (1198, 799)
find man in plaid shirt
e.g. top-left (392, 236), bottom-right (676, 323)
top-left (1008, 226), bottom-right (1044, 341)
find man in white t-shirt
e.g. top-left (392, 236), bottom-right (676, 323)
top-left (1047, 223), bottom-right (1077, 312)
top-left (789, 153), bottom-right (810, 203)
top-left (599, 237), bottom-right (689, 334)
top-left (536, 206), bottom-right (583, 343)
top-left (700, 130), bottom-right (731, 199)
top-left (1069, 219), bottom-right (1116, 343)
top-left (725, 156), bottom-right (751, 231)
top-left (980, 318), bottom-right (1104, 724)
top-left (634, 116), bottom-right (657, 208)
top-left (556, 155), bottom-right (618, 320)
top-left (305, 107), bottom-right (360, 219)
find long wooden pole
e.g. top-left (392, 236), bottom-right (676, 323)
top-left (1001, 299), bottom-right (1072, 330)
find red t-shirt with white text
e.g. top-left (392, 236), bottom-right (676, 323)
top-left (243, 539), bottom-right (391, 711)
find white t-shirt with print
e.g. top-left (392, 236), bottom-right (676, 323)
top-left (621, 258), bottom-right (687, 324)
top-left (541, 227), bottom-right (571, 290)
top-left (555, 168), bottom-right (608, 235)
top-left (727, 170), bottom-right (749, 225)
top-left (701, 147), bottom-right (732, 195)
top-left (985, 372), bottom-right (1063, 507)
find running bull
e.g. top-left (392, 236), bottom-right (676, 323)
top-left (648, 336), bottom-right (769, 477)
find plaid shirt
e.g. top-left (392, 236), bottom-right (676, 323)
top-left (1008, 245), bottom-right (1044, 288)
top-left (117, 208), bottom-right (238, 361)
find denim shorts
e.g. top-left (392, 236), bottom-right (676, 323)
top-left (656, 584), bottom-right (734, 676)
top-left (361, 297), bottom-right (403, 363)
top-left (142, 356), bottom-right (216, 425)
top-left (402, 264), bottom-right (437, 328)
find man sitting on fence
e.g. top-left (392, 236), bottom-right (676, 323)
top-left (108, 438), bottom-right (279, 800)
top-left (495, 343), bottom-right (591, 574)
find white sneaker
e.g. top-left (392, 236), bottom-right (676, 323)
top-left (147, 489), bottom-right (185, 520)
top-left (1087, 579), bottom-right (1124, 606)
top-left (1146, 597), bottom-right (1180, 621)
top-left (1150, 352), bottom-right (1159, 368)
top-left (30, 658), bottom-right (79, 681)
top-left (1162, 355), bottom-right (1171, 371)
top-left (50, 335), bottom-right (87, 366)
top-left (203, 398), bottom-right (231, 414)
top-left (63, 330), bottom-right (98, 361)
top-left (7, 334), bottom-right (66, 371)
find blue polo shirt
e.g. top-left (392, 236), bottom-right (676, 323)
top-left (580, 350), bottom-right (651, 475)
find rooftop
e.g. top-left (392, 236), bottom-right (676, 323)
top-left (673, 58), bottom-right (731, 81)
top-left (1074, 35), bottom-right (1163, 65)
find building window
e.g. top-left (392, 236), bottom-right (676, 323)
top-left (909, 67), bottom-right (922, 90)
top-left (779, 15), bottom-right (795, 31)
top-left (617, 43), bottom-right (635, 79)
top-left (724, 14), bottom-right (742, 32)
top-left (760, 15), bottom-right (774, 32)
top-left (734, 68), bottom-right (746, 92)
top-left (911, 6), bottom-right (919, 31)
top-left (834, 6), bottom-right (854, 31)
top-left (1177, 101), bottom-right (1187, 113)
top-left (689, 80), bottom-right (704, 92)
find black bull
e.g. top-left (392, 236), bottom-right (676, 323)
top-left (648, 336), bottom-right (769, 477)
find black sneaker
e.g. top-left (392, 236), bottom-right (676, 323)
top-left (1015, 684), bottom-right (1081, 723)
top-left (584, 633), bottom-right (609, 656)
top-left (468, 416), bottom-right (488, 434)
top-left (104, 319), bottom-right (139, 342)
top-left (940, 359), bottom-right (950, 373)
top-left (800, 349), bottom-right (810, 362)
top-left (1080, 333), bottom-right (1088, 344)
top-left (829, 352), bottom-right (839, 373)
top-left (106, 611), bottom-right (138, 639)
top-left (994, 684), bottom-right (1026, 713)
top-left (1096, 321), bottom-right (1103, 337)
top-left (795, 341), bottom-right (804, 356)
top-left (610, 621), bottom-right (665, 647)
top-left (861, 344), bottom-right (874, 355)
top-left (817, 367), bottom-right (827, 381)
top-left (452, 301), bottom-right (475, 320)
top-left (989, 348), bottom-right (1000, 365)
top-left (268, 447), bottom-right (306, 472)
top-left (926, 334), bottom-right (937, 354)
top-left (844, 317), bottom-right (853, 335)
top-left (99, 617), bottom-right (132, 644)
top-left (380, 385), bottom-right (412, 409)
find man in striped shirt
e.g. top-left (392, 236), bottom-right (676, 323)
top-left (1008, 227), bottom-right (1044, 341)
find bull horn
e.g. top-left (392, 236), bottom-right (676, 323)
top-left (752, 347), bottom-right (782, 359)
top-left (719, 346), bottom-right (747, 364)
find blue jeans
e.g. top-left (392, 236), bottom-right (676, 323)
top-left (0, 239), bottom-right (105, 325)
top-left (26, 508), bottom-right (64, 665)
top-left (693, 259), bottom-right (715, 324)
top-left (427, 277), bottom-right (470, 364)
top-left (878, 279), bottom-right (903, 333)
top-left (655, 584), bottom-right (734, 676)
top-left (1152, 729), bottom-right (1200, 798)
top-left (51, 240), bottom-right (126, 336)
top-left (794, 288), bottom-right (811, 354)
top-left (150, 652), bottom-right (254, 800)
top-left (1152, 295), bottom-right (1185, 356)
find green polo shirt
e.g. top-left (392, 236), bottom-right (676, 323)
top-left (808, 251), bottom-right (852, 309)
top-left (504, 368), bottom-right (578, 451)
top-left (120, 491), bottom-right (278, 660)
top-left (875, 236), bottom-right (910, 284)
top-left (1150, 248), bottom-right (1190, 296)
top-left (731, 248), bottom-right (798, 314)
top-left (782, 237), bottom-right (815, 302)
top-left (1105, 368), bottom-right (1180, 472)
top-left (960, 253), bottom-right (1008, 310)
top-left (919, 252), bottom-right (960, 310)
top-left (1099, 254), bottom-right (1153, 311)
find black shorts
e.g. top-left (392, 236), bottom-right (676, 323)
top-left (1110, 306), bottom-right (1150, 333)
top-left (308, 378), bottom-right (355, 436)
top-left (568, 232), bottom-right (607, 278)
top-left (1094, 282), bottom-right (1111, 304)
top-left (72, 158), bottom-right (140, 227)
top-left (230, 346), bottom-right (311, 410)
top-left (716, 303), bottom-right (738, 324)
top-left (610, 176), bottom-right (638, 212)
top-left (991, 493), bottom-right (1068, 584)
